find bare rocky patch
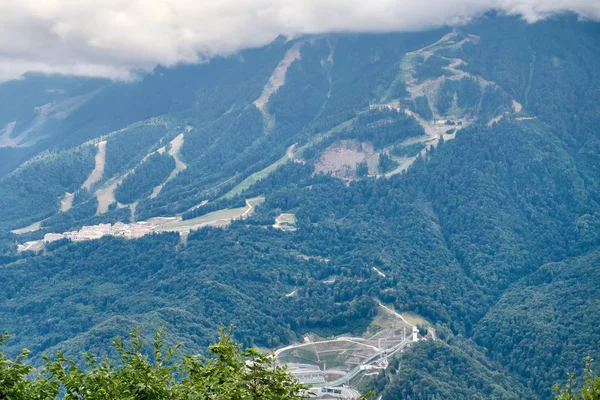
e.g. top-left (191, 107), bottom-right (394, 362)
top-left (0, 122), bottom-right (17, 147)
top-left (83, 141), bottom-right (107, 191)
top-left (254, 43), bottom-right (303, 113)
top-left (487, 115), bottom-right (504, 126)
top-left (400, 30), bottom-right (523, 126)
top-left (273, 213), bottom-right (297, 231)
top-left (315, 140), bottom-right (375, 180)
top-left (373, 30), bottom-right (532, 178)
top-left (512, 100), bottom-right (523, 113)
top-left (60, 192), bottom-right (75, 212)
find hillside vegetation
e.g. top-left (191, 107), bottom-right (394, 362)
top-left (0, 15), bottom-right (599, 399)
top-left (0, 329), bottom-right (306, 399)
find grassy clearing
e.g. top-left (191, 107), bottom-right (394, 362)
top-left (362, 302), bottom-right (424, 339)
top-left (364, 307), bottom-right (405, 338)
top-left (11, 220), bottom-right (44, 234)
top-left (278, 347), bottom-right (319, 365)
top-left (223, 153), bottom-right (290, 199)
top-left (401, 312), bottom-right (431, 327)
top-left (153, 207), bottom-right (246, 231)
top-left (148, 196), bottom-right (264, 233)
top-left (225, 118), bottom-right (356, 199)
top-left (96, 178), bottom-right (124, 214)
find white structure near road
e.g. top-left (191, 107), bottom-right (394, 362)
top-left (307, 387), bottom-right (361, 399)
top-left (275, 302), bottom-right (430, 399)
top-left (16, 197), bottom-right (265, 252)
top-left (288, 364), bottom-right (326, 386)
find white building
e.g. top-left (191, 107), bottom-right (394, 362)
top-left (288, 365), bottom-right (326, 386)
top-left (307, 387), bottom-right (361, 399)
top-left (43, 233), bottom-right (64, 243)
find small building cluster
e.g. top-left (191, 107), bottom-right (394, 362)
top-left (288, 364), bottom-right (361, 400)
top-left (307, 387), bottom-right (362, 399)
top-left (288, 364), bottom-right (327, 386)
top-left (43, 222), bottom-right (156, 244)
top-left (17, 221), bottom-right (173, 252)
top-left (111, 222), bottom-right (154, 239)
top-left (369, 102), bottom-right (401, 112)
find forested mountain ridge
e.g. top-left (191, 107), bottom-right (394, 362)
top-left (0, 14), bottom-right (599, 399)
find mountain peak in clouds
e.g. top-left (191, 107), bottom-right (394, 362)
top-left (0, 0), bottom-right (599, 81)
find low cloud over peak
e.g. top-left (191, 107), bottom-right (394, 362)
top-left (0, 0), bottom-right (598, 81)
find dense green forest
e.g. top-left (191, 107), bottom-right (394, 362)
top-left (0, 14), bottom-right (598, 399)
top-left (0, 329), bottom-right (307, 399)
top-left (103, 124), bottom-right (172, 179)
top-left (473, 250), bottom-right (600, 397)
top-left (0, 146), bottom-right (96, 230)
top-left (364, 338), bottom-right (533, 399)
top-left (115, 153), bottom-right (176, 204)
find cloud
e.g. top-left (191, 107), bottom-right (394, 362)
top-left (0, 0), bottom-right (598, 81)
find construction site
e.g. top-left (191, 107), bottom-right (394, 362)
top-left (276, 302), bottom-right (433, 399)
top-left (16, 197), bottom-right (264, 252)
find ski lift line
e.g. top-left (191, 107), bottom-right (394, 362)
top-left (377, 302), bottom-right (415, 327)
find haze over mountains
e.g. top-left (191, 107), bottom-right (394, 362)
top-left (0, 7), bottom-right (599, 399)
top-left (1, 0), bottom-right (600, 81)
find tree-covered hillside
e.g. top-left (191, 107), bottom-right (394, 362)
top-left (365, 337), bottom-right (534, 399)
top-left (0, 14), bottom-right (599, 399)
top-left (474, 250), bottom-right (600, 398)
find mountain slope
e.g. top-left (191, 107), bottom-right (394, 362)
top-left (473, 249), bottom-right (600, 398)
top-left (366, 337), bottom-right (534, 399)
top-left (0, 15), bottom-right (599, 399)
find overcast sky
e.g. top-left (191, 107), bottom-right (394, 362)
top-left (0, 0), bottom-right (599, 81)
